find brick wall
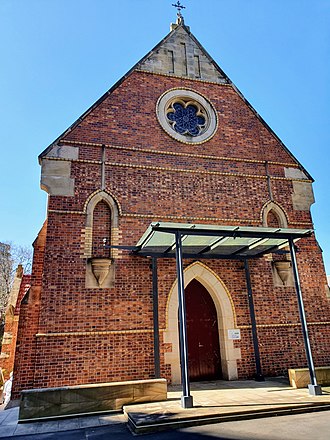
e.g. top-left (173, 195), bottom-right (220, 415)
top-left (12, 70), bottom-right (330, 395)
top-left (0, 273), bottom-right (30, 381)
top-left (12, 222), bottom-right (47, 398)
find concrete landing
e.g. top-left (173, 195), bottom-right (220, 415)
top-left (124, 379), bottom-right (330, 434)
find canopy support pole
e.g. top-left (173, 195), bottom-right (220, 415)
top-left (175, 232), bottom-right (193, 408)
top-left (244, 259), bottom-right (264, 381)
top-left (289, 239), bottom-right (322, 396)
top-left (152, 257), bottom-right (161, 378)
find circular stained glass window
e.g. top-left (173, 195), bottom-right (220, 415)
top-left (167, 101), bottom-right (206, 136)
top-left (157, 88), bottom-right (218, 144)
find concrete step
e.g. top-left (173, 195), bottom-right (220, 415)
top-left (125, 401), bottom-right (330, 434)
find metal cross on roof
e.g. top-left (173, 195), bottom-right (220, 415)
top-left (172, 1), bottom-right (186, 18)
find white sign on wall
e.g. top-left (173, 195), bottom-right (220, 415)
top-left (228, 329), bottom-right (241, 340)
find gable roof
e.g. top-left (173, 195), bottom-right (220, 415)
top-left (38, 22), bottom-right (312, 180)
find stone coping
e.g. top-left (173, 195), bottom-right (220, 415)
top-left (289, 367), bottom-right (330, 372)
top-left (21, 378), bottom-right (165, 393)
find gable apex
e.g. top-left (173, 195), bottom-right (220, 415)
top-left (136, 23), bottom-right (230, 85)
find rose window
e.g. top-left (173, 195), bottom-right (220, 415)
top-left (157, 88), bottom-right (218, 144)
top-left (167, 101), bottom-right (206, 136)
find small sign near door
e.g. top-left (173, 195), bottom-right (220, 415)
top-left (228, 329), bottom-right (241, 340)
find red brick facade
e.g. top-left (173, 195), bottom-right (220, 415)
top-left (12, 24), bottom-right (330, 397)
top-left (0, 268), bottom-right (31, 381)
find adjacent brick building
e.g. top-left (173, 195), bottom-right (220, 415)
top-left (0, 266), bottom-right (31, 381)
top-left (12, 19), bottom-right (330, 397)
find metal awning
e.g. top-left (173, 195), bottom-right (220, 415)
top-left (134, 222), bottom-right (312, 259)
top-left (131, 221), bottom-right (321, 406)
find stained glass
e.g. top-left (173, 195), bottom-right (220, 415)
top-left (167, 102), bottom-right (205, 136)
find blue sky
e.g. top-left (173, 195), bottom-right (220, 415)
top-left (1, 0), bottom-right (329, 273)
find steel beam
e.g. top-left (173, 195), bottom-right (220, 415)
top-left (289, 239), bottom-right (322, 396)
top-left (244, 260), bottom-right (264, 381)
top-left (175, 232), bottom-right (193, 408)
top-left (152, 257), bottom-right (161, 379)
top-left (151, 225), bottom-right (312, 240)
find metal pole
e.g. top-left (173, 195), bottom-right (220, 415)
top-left (175, 232), bottom-right (193, 408)
top-left (289, 239), bottom-right (322, 395)
top-left (152, 257), bottom-right (161, 378)
top-left (244, 259), bottom-right (264, 381)
top-left (101, 144), bottom-right (106, 190)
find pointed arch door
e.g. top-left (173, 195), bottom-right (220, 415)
top-left (184, 279), bottom-right (222, 381)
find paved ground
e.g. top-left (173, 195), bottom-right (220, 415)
top-left (183, 410), bottom-right (330, 440)
top-left (125, 379), bottom-right (330, 433)
top-left (1, 379), bottom-right (330, 438)
top-left (0, 406), bottom-right (126, 438)
top-left (1, 410), bottom-right (330, 439)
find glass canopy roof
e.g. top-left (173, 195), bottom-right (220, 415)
top-left (134, 222), bottom-right (312, 259)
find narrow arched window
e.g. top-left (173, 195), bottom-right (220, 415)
top-left (262, 201), bottom-right (288, 228)
top-left (92, 201), bottom-right (111, 258)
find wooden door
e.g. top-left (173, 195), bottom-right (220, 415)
top-left (184, 279), bottom-right (222, 381)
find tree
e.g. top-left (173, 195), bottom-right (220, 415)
top-left (0, 242), bottom-right (32, 322)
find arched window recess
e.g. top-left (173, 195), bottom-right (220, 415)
top-left (261, 201), bottom-right (293, 287)
top-left (261, 201), bottom-right (288, 229)
top-left (83, 191), bottom-right (119, 288)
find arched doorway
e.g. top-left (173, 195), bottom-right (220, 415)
top-left (164, 261), bottom-right (241, 384)
top-left (184, 279), bottom-right (222, 381)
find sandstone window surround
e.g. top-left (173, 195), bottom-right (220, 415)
top-left (83, 191), bottom-right (119, 288)
top-left (156, 88), bottom-right (218, 144)
top-left (262, 200), bottom-right (288, 229)
top-left (261, 201), bottom-right (294, 287)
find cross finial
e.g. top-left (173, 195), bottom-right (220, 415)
top-left (172, 1), bottom-right (186, 23)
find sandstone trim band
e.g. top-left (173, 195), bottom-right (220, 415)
top-left (35, 329), bottom-right (165, 337)
top-left (61, 140), bottom-right (301, 168)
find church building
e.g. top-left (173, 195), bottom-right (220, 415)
top-left (12, 13), bottom-right (330, 400)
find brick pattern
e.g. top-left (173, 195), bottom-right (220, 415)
top-left (267, 210), bottom-right (280, 228)
top-left (12, 69), bottom-right (330, 396)
top-left (0, 266), bottom-right (31, 379)
top-left (12, 222), bottom-right (47, 397)
top-left (63, 72), bottom-right (297, 165)
top-left (0, 272), bottom-right (31, 381)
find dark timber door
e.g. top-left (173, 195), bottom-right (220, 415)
top-left (184, 279), bottom-right (222, 381)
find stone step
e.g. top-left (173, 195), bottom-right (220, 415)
top-left (125, 402), bottom-right (330, 434)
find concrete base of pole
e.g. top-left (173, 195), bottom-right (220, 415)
top-left (181, 395), bottom-right (194, 408)
top-left (308, 384), bottom-right (323, 396)
top-left (254, 373), bottom-right (265, 382)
